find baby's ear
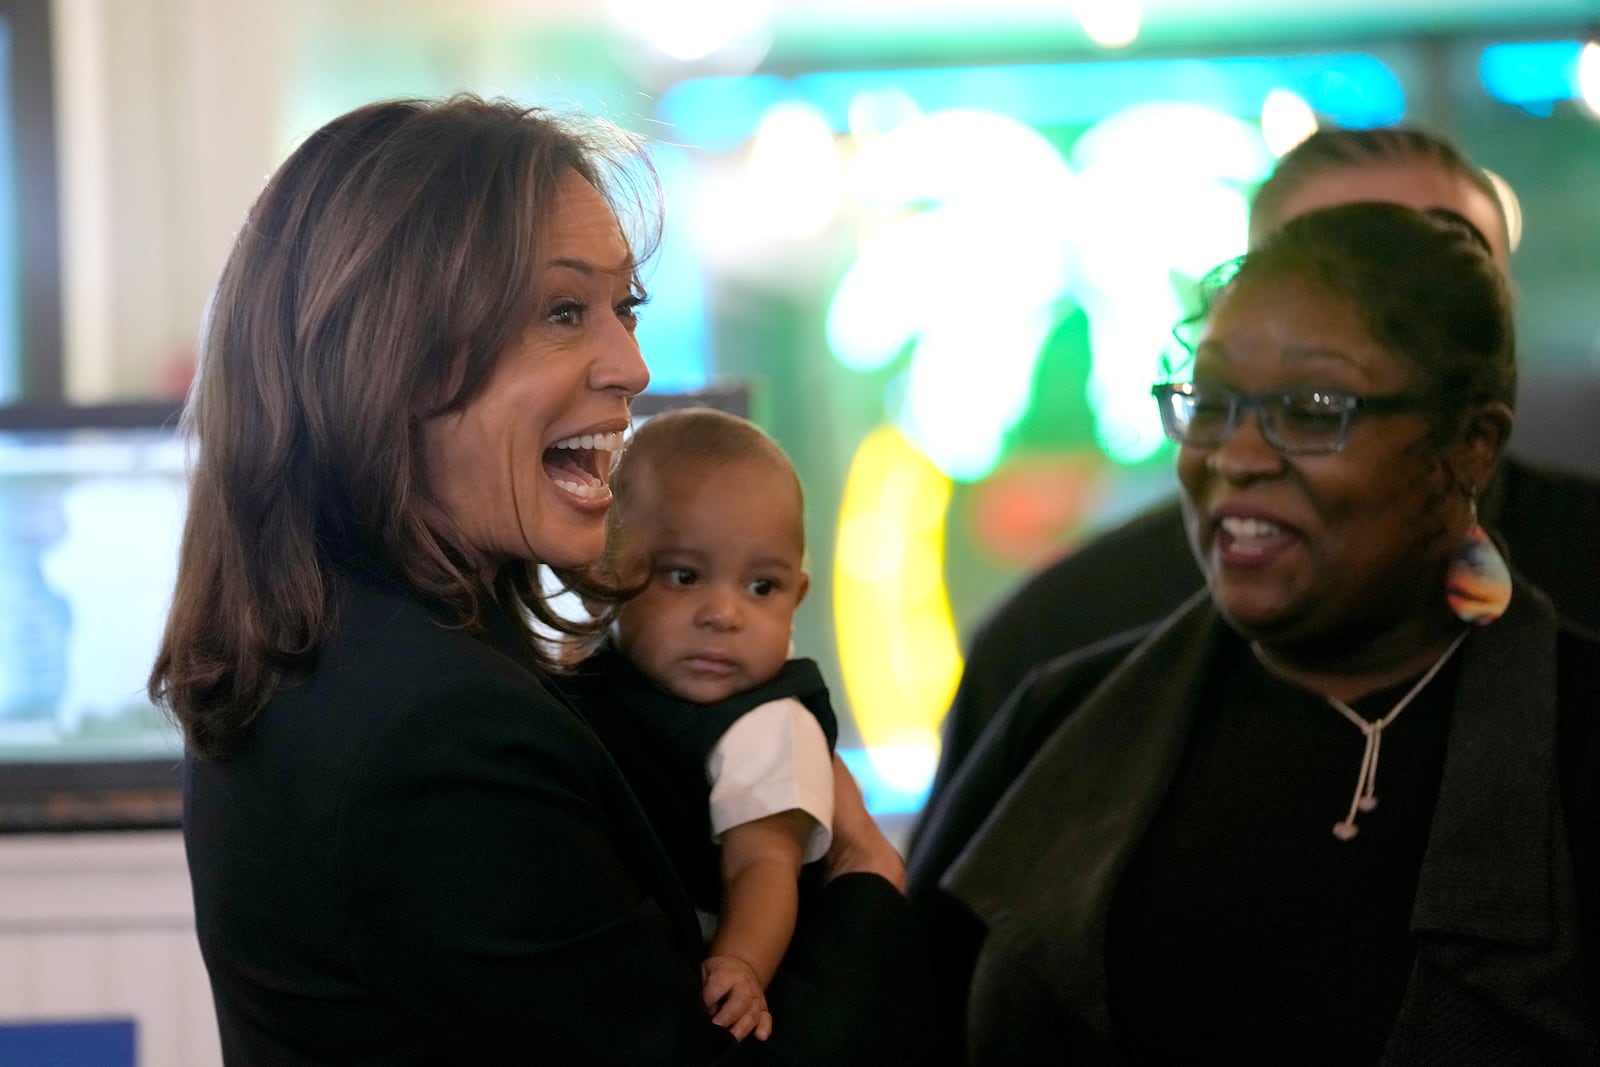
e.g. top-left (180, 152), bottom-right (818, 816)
top-left (796, 570), bottom-right (810, 606)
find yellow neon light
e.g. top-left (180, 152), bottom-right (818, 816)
top-left (834, 424), bottom-right (962, 789)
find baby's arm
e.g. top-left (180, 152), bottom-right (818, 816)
top-left (702, 808), bottom-right (813, 1041)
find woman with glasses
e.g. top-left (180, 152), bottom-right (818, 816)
top-left (910, 201), bottom-right (1599, 1065)
top-left (917, 127), bottom-right (1600, 851)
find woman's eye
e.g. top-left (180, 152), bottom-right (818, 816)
top-left (1281, 394), bottom-right (1345, 433)
top-left (1185, 393), bottom-right (1232, 431)
top-left (616, 293), bottom-right (649, 330)
top-left (547, 300), bottom-right (585, 326)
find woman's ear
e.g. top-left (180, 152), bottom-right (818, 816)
top-left (1449, 401), bottom-right (1513, 495)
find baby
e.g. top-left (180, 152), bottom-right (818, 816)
top-left (576, 407), bottom-right (836, 1043)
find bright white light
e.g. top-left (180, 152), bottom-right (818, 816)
top-left (690, 164), bottom-right (766, 263)
top-left (866, 741), bottom-right (941, 796)
top-left (829, 109), bottom-right (1078, 480)
top-left (1075, 0), bottom-right (1141, 48)
top-left (901, 303), bottom-right (1058, 481)
top-left (1073, 101), bottom-right (1272, 185)
top-left (827, 217), bottom-right (940, 371)
top-left (1260, 88), bottom-right (1319, 158)
top-left (847, 88), bottom-right (923, 139)
top-left (608, 0), bottom-right (773, 62)
top-left (1069, 101), bottom-right (1266, 287)
top-left (1068, 165), bottom-right (1241, 463)
top-left (1579, 42), bottom-right (1600, 119)
top-left (1069, 103), bottom-right (1272, 463)
top-left (748, 102), bottom-right (843, 239)
top-left (1482, 168), bottom-right (1524, 254)
top-left (1080, 296), bottom-right (1183, 463)
top-left (850, 108), bottom-right (1077, 215)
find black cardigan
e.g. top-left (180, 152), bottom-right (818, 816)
top-left (183, 564), bottom-right (929, 1065)
top-left (910, 582), bottom-right (1600, 1065)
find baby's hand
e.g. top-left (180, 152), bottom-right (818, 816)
top-left (701, 955), bottom-right (772, 1041)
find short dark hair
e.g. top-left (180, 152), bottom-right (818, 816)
top-left (151, 95), bottom-right (661, 758)
top-left (1248, 126), bottom-right (1508, 253)
top-left (1182, 201), bottom-right (1515, 434)
top-left (609, 407), bottom-right (806, 556)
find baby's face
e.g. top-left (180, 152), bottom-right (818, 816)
top-left (613, 457), bottom-right (808, 705)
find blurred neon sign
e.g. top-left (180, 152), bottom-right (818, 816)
top-left (655, 53), bottom-right (1406, 802)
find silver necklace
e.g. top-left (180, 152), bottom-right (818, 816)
top-left (1253, 629), bottom-right (1469, 841)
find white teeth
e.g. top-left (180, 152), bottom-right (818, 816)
top-left (1220, 516), bottom-right (1283, 539)
top-left (552, 431), bottom-right (626, 452)
top-left (553, 478), bottom-right (611, 501)
top-left (549, 432), bottom-right (625, 502)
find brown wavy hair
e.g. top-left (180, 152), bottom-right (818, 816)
top-left (149, 95), bottom-right (660, 759)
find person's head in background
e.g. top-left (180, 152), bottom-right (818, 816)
top-left (606, 408), bottom-right (810, 706)
top-left (1248, 126), bottom-right (1512, 270)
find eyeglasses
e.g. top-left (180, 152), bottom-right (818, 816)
top-left (1151, 382), bottom-right (1432, 455)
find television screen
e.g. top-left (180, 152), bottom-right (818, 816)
top-left (0, 415), bottom-right (187, 830)
top-left (0, 423), bottom-right (186, 760)
top-left (0, 410), bottom-right (188, 830)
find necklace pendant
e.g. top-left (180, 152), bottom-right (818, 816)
top-left (1312, 629), bottom-right (1469, 848)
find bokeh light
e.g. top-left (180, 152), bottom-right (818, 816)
top-left (1580, 41), bottom-right (1600, 118)
top-left (748, 102), bottom-right (845, 239)
top-left (1482, 168), bottom-right (1524, 253)
top-left (834, 424), bottom-right (959, 794)
top-left (1260, 87), bottom-right (1319, 157)
top-left (1076, 0), bottom-right (1141, 49)
top-left (607, 0), bottom-right (773, 63)
top-left (829, 110), bottom-right (1077, 480)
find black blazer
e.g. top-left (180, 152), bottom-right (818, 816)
top-left (910, 584), bottom-right (1600, 1065)
top-left (183, 563), bottom-right (927, 1065)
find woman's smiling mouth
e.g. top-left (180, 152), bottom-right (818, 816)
top-left (544, 430), bottom-right (626, 501)
top-left (1213, 513), bottom-right (1299, 566)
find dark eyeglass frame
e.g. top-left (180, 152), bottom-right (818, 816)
top-left (1150, 381), bottom-right (1433, 455)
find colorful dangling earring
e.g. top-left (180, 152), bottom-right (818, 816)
top-left (1445, 492), bottom-right (1511, 625)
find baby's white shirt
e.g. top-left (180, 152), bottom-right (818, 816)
top-left (704, 696), bottom-right (834, 863)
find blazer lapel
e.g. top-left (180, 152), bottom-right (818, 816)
top-left (944, 579), bottom-right (1597, 1062)
top-left (1388, 582), bottom-right (1598, 1063)
top-left (944, 590), bottom-right (1224, 1045)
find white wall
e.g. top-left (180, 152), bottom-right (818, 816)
top-left (52, 0), bottom-right (289, 402)
top-left (44, 0), bottom-right (605, 404)
top-left (0, 831), bottom-right (221, 1067)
